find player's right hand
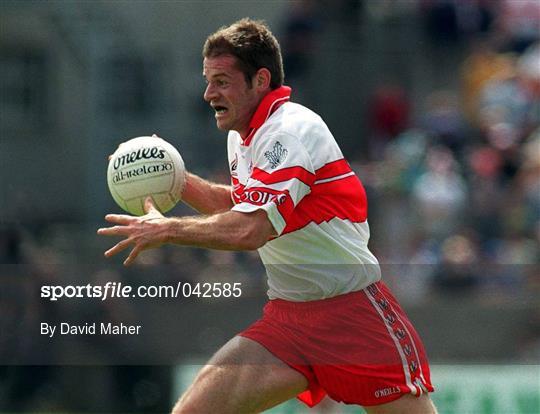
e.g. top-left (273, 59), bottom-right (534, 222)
top-left (97, 197), bottom-right (169, 266)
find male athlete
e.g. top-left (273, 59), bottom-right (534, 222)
top-left (98, 18), bottom-right (437, 413)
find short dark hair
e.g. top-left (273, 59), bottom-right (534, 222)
top-left (203, 18), bottom-right (284, 89)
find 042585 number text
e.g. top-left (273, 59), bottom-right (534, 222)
top-left (179, 282), bottom-right (242, 298)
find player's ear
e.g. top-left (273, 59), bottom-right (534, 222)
top-left (254, 68), bottom-right (271, 91)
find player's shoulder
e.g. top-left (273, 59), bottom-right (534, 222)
top-left (276, 101), bottom-right (324, 127)
top-left (253, 101), bottom-right (344, 169)
top-left (261, 102), bottom-right (329, 141)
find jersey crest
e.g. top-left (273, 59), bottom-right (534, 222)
top-left (264, 141), bottom-right (288, 169)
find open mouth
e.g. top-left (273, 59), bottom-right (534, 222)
top-left (213, 105), bottom-right (228, 115)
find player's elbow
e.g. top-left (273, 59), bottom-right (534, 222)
top-left (237, 225), bottom-right (269, 250)
top-left (229, 210), bottom-right (274, 250)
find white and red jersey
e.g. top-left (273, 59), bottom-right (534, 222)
top-left (229, 86), bottom-right (381, 301)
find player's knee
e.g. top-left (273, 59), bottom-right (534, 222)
top-left (170, 400), bottom-right (186, 414)
top-left (171, 365), bottom-right (222, 414)
top-left (171, 388), bottom-right (201, 414)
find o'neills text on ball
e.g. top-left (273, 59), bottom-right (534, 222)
top-left (113, 147), bottom-right (166, 170)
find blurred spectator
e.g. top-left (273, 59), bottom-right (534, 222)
top-left (375, 129), bottom-right (428, 192)
top-left (432, 234), bottom-right (480, 295)
top-left (477, 59), bottom-right (531, 149)
top-left (460, 39), bottom-right (516, 126)
top-left (421, 0), bottom-right (497, 42)
top-left (456, 0), bottom-right (495, 38)
top-left (281, 0), bottom-right (322, 83)
top-left (386, 235), bottom-right (438, 306)
top-left (412, 146), bottom-right (467, 237)
top-left (421, 90), bottom-right (467, 155)
top-left (420, 0), bottom-right (461, 44)
top-left (496, 0), bottom-right (540, 54)
top-left (517, 42), bottom-right (540, 131)
top-left (367, 84), bottom-right (410, 159)
top-left (465, 145), bottom-right (505, 238)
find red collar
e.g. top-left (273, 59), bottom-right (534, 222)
top-left (242, 85), bottom-right (291, 146)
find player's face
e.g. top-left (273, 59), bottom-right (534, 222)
top-left (203, 55), bottom-right (260, 136)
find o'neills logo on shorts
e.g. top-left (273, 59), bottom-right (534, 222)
top-left (113, 147), bottom-right (166, 170)
top-left (374, 386), bottom-right (400, 398)
top-left (113, 163), bottom-right (173, 184)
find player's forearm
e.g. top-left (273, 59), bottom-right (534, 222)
top-left (164, 210), bottom-right (271, 251)
top-left (181, 172), bottom-right (233, 215)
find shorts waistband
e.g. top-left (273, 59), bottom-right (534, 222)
top-left (268, 283), bottom-right (381, 311)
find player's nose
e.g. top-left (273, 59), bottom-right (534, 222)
top-left (204, 83), bottom-right (218, 102)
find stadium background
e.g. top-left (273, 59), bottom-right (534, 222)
top-left (0, 0), bottom-right (539, 413)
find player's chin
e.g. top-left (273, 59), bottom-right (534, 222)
top-left (215, 119), bottom-right (231, 131)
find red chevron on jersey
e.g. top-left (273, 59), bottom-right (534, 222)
top-left (251, 159), bottom-right (353, 191)
top-left (315, 159), bottom-right (353, 182)
top-left (248, 158), bottom-right (365, 231)
top-left (252, 166), bottom-right (315, 187)
top-left (282, 174), bottom-right (368, 235)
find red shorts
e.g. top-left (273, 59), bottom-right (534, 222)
top-left (239, 281), bottom-right (434, 407)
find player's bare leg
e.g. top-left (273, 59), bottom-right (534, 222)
top-left (364, 393), bottom-right (437, 414)
top-left (171, 336), bottom-right (308, 414)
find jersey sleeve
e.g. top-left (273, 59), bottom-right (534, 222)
top-left (231, 132), bottom-right (315, 235)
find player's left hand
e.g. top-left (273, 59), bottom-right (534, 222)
top-left (97, 197), bottom-right (169, 266)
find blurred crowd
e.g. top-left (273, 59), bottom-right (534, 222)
top-left (356, 0), bottom-right (539, 304)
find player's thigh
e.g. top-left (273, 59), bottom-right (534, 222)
top-left (364, 393), bottom-right (437, 414)
top-left (172, 335), bottom-right (308, 414)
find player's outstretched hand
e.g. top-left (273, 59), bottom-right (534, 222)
top-left (107, 134), bottom-right (162, 160)
top-left (97, 197), bottom-right (169, 266)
